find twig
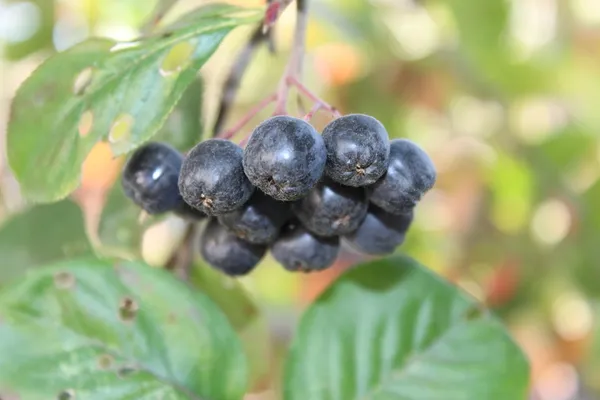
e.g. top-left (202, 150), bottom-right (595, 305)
top-left (289, 76), bottom-right (341, 118)
top-left (263, 0), bottom-right (295, 31)
top-left (303, 102), bottom-right (322, 122)
top-left (213, 21), bottom-right (273, 137)
top-left (218, 93), bottom-right (277, 140)
top-left (274, 0), bottom-right (309, 114)
top-left (215, 0), bottom-right (342, 142)
top-left (141, 0), bottom-right (179, 35)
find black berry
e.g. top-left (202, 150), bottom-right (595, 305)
top-left (344, 205), bottom-right (413, 255)
top-left (200, 218), bottom-right (266, 276)
top-left (322, 114), bottom-right (390, 187)
top-left (369, 139), bottom-right (436, 215)
top-left (122, 142), bottom-right (185, 214)
top-left (179, 139), bottom-right (254, 215)
top-left (271, 222), bottom-right (339, 272)
top-left (218, 191), bottom-right (292, 244)
top-left (292, 178), bottom-right (368, 237)
top-left (243, 116), bottom-right (326, 201)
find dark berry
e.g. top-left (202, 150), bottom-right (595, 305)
top-left (243, 116), bottom-right (326, 201)
top-left (200, 218), bottom-right (266, 276)
top-left (271, 223), bottom-right (339, 272)
top-left (322, 114), bottom-right (390, 187)
top-left (292, 178), bottom-right (368, 237)
top-left (369, 139), bottom-right (436, 215)
top-left (122, 142), bottom-right (184, 214)
top-left (179, 139), bottom-right (254, 215)
top-left (344, 205), bottom-right (413, 255)
top-left (218, 191), bottom-right (292, 244)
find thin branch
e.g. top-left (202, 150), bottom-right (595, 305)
top-left (213, 24), bottom-right (272, 136)
top-left (274, 0), bottom-right (309, 114)
top-left (141, 0), bottom-right (179, 35)
top-left (289, 76), bottom-right (341, 118)
top-left (218, 93), bottom-right (277, 140)
top-left (303, 102), bottom-right (322, 122)
top-left (263, 0), bottom-right (295, 31)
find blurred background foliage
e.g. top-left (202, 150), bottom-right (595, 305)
top-left (1, 0), bottom-right (600, 398)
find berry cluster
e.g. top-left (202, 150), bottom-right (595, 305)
top-left (122, 114), bottom-right (436, 276)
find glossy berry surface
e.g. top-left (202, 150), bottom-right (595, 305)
top-left (322, 114), bottom-right (390, 187)
top-left (179, 139), bottom-right (254, 215)
top-left (200, 218), bottom-right (266, 276)
top-left (271, 223), bottom-right (339, 272)
top-left (218, 191), bottom-right (292, 244)
top-left (122, 142), bottom-right (184, 214)
top-left (292, 178), bottom-right (368, 237)
top-left (243, 116), bottom-right (327, 201)
top-left (344, 205), bottom-right (413, 255)
top-left (369, 139), bottom-right (436, 215)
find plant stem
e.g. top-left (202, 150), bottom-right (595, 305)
top-left (216, 0), bottom-right (341, 141)
top-left (218, 94), bottom-right (278, 140)
top-left (303, 102), bottom-right (322, 121)
top-left (141, 0), bottom-right (179, 35)
top-left (213, 20), bottom-right (273, 137)
top-left (274, 0), bottom-right (309, 114)
top-left (289, 76), bottom-right (341, 118)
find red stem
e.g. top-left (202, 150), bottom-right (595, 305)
top-left (303, 102), bottom-right (323, 122)
top-left (218, 94), bottom-right (277, 140)
top-left (289, 76), bottom-right (342, 118)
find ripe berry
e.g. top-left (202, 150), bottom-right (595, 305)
top-left (369, 139), bottom-right (436, 215)
top-left (218, 191), bottom-right (292, 244)
top-left (200, 218), bottom-right (266, 276)
top-left (179, 139), bottom-right (254, 215)
top-left (322, 114), bottom-right (390, 187)
top-left (122, 142), bottom-right (186, 214)
top-left (292, 178), bottom-right (368, 237)
top-left (271, 222), bottom-right (339, 272)
top-left (243, 116), bottom-right (326, 201)
top-left (344, 205), bottom-right (413, 255)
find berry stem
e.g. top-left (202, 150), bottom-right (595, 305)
top-left (303, 102), bottom-right (323, 122)
top-left (218, 93), bottom-right (277, 140)
top-left (274, 0), bottom-right (308, 115)
top-left (289, 76), bottom-right (342, 118)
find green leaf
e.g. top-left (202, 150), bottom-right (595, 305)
top-left (192, 264), bottom-right (270, 390)
top-left (284, 256), bottom-right (530, 400)
top-left (0, 258), bottom-right (247, 400)
top-left (0, 200), bottom-right (91, 284)
top-left (7, 4), bottom-right (261, 203)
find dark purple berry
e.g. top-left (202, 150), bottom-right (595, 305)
top-left (200, 218), bottom-right (266, 276)
top-left (369, 139), bottom-right (436, 215)
top-left (179, 139), bottom-right (254, 215)
top-left (292, 178), bottom-right (367, 237)
top-left (122, 142), bottom-right (185, 215)
top-left (271, 223), bottom-right (339, 272)
top-left (322, 114), bottom-right (390, 187)
top-left (344, 205), bottom-right (413, 255)
top-left (218, 191), bottom-right (292, 244)
top-left (243, 116), bottom-right (326, 201)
